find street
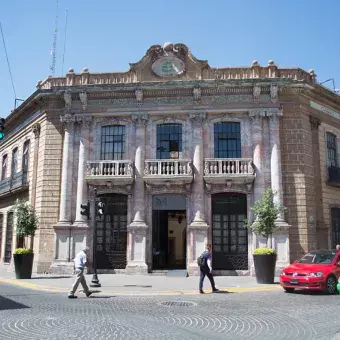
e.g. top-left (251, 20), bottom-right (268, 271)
top-left (1, 282), bottom-right (340, 340)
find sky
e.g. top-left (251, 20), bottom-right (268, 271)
top-left (0, 0), bottom-right (340, 115)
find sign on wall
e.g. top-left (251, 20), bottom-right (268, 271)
top-left (152, 195), bottom-right (187, 211)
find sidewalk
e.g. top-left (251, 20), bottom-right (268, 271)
top-left (0, 271), bottom-right (282, 296)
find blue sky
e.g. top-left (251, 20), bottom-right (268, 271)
top-left (1, 0), bottom-right (339, 115)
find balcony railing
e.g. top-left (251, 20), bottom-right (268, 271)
top-left (144, 159), bottom-right (192, 176)
top-left (328, 166), bottom-right (340, 185)
top-left (0, 171), bottom-right (28, 195)
top-left (204, 158), bottom-right (256, 185)
top-left (86, 160), bottom-right (133, 177)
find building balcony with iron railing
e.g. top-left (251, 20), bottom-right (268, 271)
top-left (143, 159), bottom-right (193, 186)
top-left (203, 158), bottom-right (256, 185)
top-left (327, 166), bottom-right (340, 187)
top-left (0, 171), bottom-right (28, 196)
top-left (85, 160), bottom-right (134, 186)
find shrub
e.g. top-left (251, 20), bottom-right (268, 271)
top-left (253, 247), bottom-right (277, 256)
top-left (14, 248), bottom-right (34, 255)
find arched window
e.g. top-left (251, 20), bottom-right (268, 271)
top-left (100, 126), bottom-right (125, 160)
top-left (11, 148), bottom-right (18, 175)
top-left (22, 140), bottom-right (30, 183)
top-left (4, 212), bottom-right (13, 263)
top-left (1, 154), bottom-right (7, 180)
top-left (156, 124), bottom-right (182, 159)
top-left (214, 122), bottom-right (241, 158)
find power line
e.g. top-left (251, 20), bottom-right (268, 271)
top-left (61, 9), bottom-right (68, 76)
top-left (0, 21), bottom-right (17, 99)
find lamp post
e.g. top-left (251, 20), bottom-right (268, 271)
top-left (90, 187), bottom-right (101, 288)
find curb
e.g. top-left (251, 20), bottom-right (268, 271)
top-left (0, 277), bottom-right (282, 296)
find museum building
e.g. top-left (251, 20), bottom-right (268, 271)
top-left (0, 42), bottom-right (340, 275)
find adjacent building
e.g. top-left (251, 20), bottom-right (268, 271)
top-left (0, 42), bottom-right (339, 275)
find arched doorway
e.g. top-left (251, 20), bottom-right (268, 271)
top-left (96, 194), bottom-right (127, 270)
top-left (211, 193), bottom-right (248, 270)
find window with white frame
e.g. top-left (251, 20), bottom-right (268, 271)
top-left (100, 126), bottom-right (126, 160)
top-left (22, 141), bottom-right (30, 173)
top-left (1, 154), bottom-right (7, 181)
top-left (327, 133), bottom-right (338, 167)
top-left (11, 148), bottom-right (18, 176)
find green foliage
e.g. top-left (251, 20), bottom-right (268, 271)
top-left (245, 188), bottom-right (285, 238)
top-left (253, 247), bottom-right (277, 255)
top-left (14, 248), bottom-right (33, 255)
top-left (14, 199), bottom-right (38, 238)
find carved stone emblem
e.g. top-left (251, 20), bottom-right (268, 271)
top-left (270, 84), bottom-right (279, 103)
top-left (79, 91), bottom-right (88, 110)
top-left (132, 114), bottom-right (148, 127)
top-left (189, 112), bottom-right (206, 126)
top-left (253, 84), bottom-right (261, 103)
top-left (193, 87), bottom-right (201, 102)
top-left (63, 90), bottom-right (72, 110)
top-left (135, 88), bottom-right (143, 105)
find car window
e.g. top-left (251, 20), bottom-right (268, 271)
top-left (298, 252), bottom-right (335, 264)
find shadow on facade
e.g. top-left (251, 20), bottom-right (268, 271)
top-left (0, 295), bottom-right (30, 311)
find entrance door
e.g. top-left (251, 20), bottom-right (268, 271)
top-left (152, 210), bottom-right (186, 270)
top-left (212, 193), bottom-right (248, 270)
top-left (96, 194), bottom-right (127, 269)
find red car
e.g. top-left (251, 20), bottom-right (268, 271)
top-left (280, 250), bottom-right (340, 294)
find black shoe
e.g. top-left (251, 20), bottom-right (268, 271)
top-left (68, 295), bottom-right (77, 299)
top-left (199, 290), bottom-right (205, 294)
top-left (213, 289), bottom-right (219, 293)
top-left (86, 291), bottom-right (93, 297)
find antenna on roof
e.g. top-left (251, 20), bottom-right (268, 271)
top-left (61, 9), bottom-right (68, 76)
top-left (49, 0), bottom-right (59, 76)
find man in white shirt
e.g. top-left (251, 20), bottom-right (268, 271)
top-left (68, 246), bottom-right (93, 298)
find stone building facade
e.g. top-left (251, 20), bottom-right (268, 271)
top-left (0, 42), bottom-right (339, 275)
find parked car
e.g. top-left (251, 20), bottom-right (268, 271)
top-left (280, 250), bottom-right (340, 294)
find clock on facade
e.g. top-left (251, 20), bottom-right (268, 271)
top-left (152, 56), bottom-right (185, 77)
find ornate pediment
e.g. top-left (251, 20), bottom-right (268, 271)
top-left (129, 42), bottom-right (212, 81)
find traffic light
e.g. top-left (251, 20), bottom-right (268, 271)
top-left (0, 118), bottom-right (5, 140)
top-left (96, 200), bottom-right (105, 218)
top-left (80, 201), bottom-right (90, 220)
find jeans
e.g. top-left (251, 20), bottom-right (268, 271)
top-left (199, 268), bottom-right (216, 291)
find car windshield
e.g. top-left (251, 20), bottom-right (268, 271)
top-left (298, 252), bottom-right (336, 264)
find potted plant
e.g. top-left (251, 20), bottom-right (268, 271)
top-left (13, 199), bottom-right (39, 279)
top-left (246, 188), bottom-right (285, 284)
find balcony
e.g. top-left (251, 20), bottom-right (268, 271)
top-left (0, 171), bottom-right (28, 196)
top-left (144, 159), bottom-right (193, 186)
top-left (328, 166), bottom-right (340, 187)
top-left (204, 158), bottom-right (256, 185)
top-left (85, 160), bottom-right (134, 186)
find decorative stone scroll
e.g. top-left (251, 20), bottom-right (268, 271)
top-left (75, 115), bottom-right (93, 128)
top-left (79, 91), bottom-right (88, 110)
top-left (253, 84), bottom-right (261, 102)
top-left (135, 88), bottom-right (143, 105)
top-left (270, 84), bottom-right (279, 103)
top-left (309, 116), bottom-right (321, 130)
top-left (132, 114), bottom-right (148, 127)
top-left (189, 112), bottom-right (206, 126)
top-left (193, 87), bottom-right (201, 102)
top-left (248, 108), bottom-right (266, 122)
top-left (32, 123), bottom-right (41, 139)
top-left (60, 113), bottom-right (76, 131)
top-left (63, 90), bottom-right (72, 110)
top-left (266, 108), bottom-right (282, 126)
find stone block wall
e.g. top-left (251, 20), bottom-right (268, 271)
top-left (280, 102), bottom-right (317, 262)
top-left (33, 114), bottom-right (63, 273)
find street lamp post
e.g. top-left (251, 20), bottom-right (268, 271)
top-left (90, 187), bottom-right (101, 288)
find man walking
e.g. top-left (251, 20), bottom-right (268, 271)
top-left (199, 244), bottom-right (219, 294)
top-left (68, 246), bottom-right (93, 299)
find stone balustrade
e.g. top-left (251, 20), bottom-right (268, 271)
top-left (85, 160), bottom-right (134, 181)
top-left (37, 66), bottom-right (316, 89)
top-left (144, 159), bottom-right (192, 176)
top-left (203, 158), bottom-right (256, 185)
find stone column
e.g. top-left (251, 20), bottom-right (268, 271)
top-left (30, 123), bottom-right (41, 208)
top-left (267, 108), bottom-right (285, 220)
top-left (188, 112), bottom-right (209, 275)
top-left (58, 114), bottom-right (75, 225)
top-left (126, 114), bottom-right (148, 274)
top-left (249, 109), bottom-right (265, 203)
top-left (74, 116), bottom-right (92, 226)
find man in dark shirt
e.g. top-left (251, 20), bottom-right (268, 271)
top-left (199, 244), bottom-right (219, 294)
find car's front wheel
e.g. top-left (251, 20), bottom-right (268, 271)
top-left (325, 276), bottom-right (337, 294)
top-left (284, 288), bottom-right (295, 293)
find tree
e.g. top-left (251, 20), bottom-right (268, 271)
top-left (14, 199), bottom-right (39, 250)
top-left (246, 188), bottom-right (285, 248)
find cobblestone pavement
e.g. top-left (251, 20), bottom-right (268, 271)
top-left (1, 282), bottom-right (340, 340)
